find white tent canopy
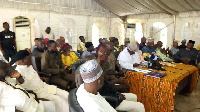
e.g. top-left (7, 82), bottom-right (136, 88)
top-left (95, 0), bottom-right (200, 16)
top-left (0, 0), bottom-right (117, 17)
top-left (0, 0), bottom-right (200, 50)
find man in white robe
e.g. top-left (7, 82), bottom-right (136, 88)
top-left (117, 42), bottom-right (141, 70)
top-left (0, 60), bottom-right (55, 112)
top-left (0, 81), bottom-right (56, 112)
top-left (10, 50), bottom-right (70, 112)
top-left (76, 59), bottom-right (117, 112)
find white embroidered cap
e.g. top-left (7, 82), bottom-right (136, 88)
top-left (127, 42), bottom-right (139, 52)
top-left (79, 59), bottom-right (103, 83)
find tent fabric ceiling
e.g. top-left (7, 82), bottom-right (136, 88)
top-left (95, 0), bottom-right (200, 16)
top-left (1, 0), bottom-right (200, 17)
top-left (0, 0), bottom-right (117, 17)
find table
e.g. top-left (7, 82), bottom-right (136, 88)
top-left (124, 63), bottom-right (199, 112)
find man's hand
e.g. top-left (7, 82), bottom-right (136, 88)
top-left (185, 58), bottom-right (191, 64)
top-left (64, 66), bottom-right (68, 70)
top-left (59, 69), bottom-right (66, 73)
top-left (17, 76), bottom-right (24, 84)
top-left (10, 71), bottom-right (21, 78)
top-left (0, 50), bottom-right (4, 54)
top-left (181, 58), bottom-right (191, 64)
top-left (133, 63), bottom-right (140, 67)
top-left (185, 58), bottom-right (191, 62)
top-left (181, 58), bottom-right (186, 62)
top-left (119, 93), bottom-right (126, 100)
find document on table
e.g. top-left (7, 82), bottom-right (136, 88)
top-left (133, 68), bottom-right (151, 73)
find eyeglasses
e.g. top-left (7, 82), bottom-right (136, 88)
top-left (98, 51), bottom-right (109, 55)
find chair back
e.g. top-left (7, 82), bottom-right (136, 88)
top-left (72, 60), bottom-right (84, 88)
top-left (68, 88), bottom-right (84, 112)
top-left (72, 60), bottom-right (83, 73)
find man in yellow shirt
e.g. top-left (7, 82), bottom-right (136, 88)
top-left (77, 36), bottom-right (86, 55)
top-left (62, 43), bottom-right (79, 67)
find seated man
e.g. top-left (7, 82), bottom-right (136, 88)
top-left (136, 42), bottom-right (145, 63)
top-left (96, 38), bottom-right (103, 51)
top-left (155, 41), bottom-right (168, 54)
top-left (142, 38), bottom-right (156, 55)
top-left (76, 59), bottom-right (117, 112)
top-left (31, 38), bottom-right (39, 53)
top-left (32, 39), bottom-right (46, 57)
top-left (81, 42), bottom-right (96, 59)
top-left (118, 42), bottom-right (141, 70)
top-left (139, 37), bottom-right (146, 50)
top-left (61, 43), bottom-right (79, 67)
top-left (56, 39), bottom-right (62, 52)
top-left (76, 58), bottom-right (145, 112)
top-left (173, 41), bottom-right (198, 65)
top-left (178, 39), bottom-right (186, 49)
top-left (111, 38), bottom-right (120, 52)
top-left (41, 40), bottom-right (75, 90)
top-left (9, 50), bottom-right (70, 112)
top-left (59, 36), bottom-right (65, 45)
top-left (155, 41), bottom-right (173, 62)
top-left (0, 60), bottom-right (55, 112)
top-left (170, 40), bottom-right (179, 56)
top-left (97, 45), bottom-right (129, 93)
top-left (107, 42), bottom-right (122, 72)
top-left (77, 36), bottom-right (86, 55)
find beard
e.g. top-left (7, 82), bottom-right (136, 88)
top-left (51, 51), bottom-right (58, 54)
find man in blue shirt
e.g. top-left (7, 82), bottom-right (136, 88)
top-left (142, 38), bottom-right (156, 55)
top-left (139, 37), bottom-right (146, 50)
top-left (81, 42), bottom-right (96, 58)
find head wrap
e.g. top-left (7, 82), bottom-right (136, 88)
top-left (85, 42), bottom-right (93, 48)
top-left (79, 59), bottom-right (103, 83)
top-left (61, 43), bottom-right (70, 51)
top-left (127, 42), bottom-right (139, 52)
top-left (10, 50), bottom-right (30, 65)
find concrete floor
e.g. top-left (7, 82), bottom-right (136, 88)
top-left (175, 78), bottom-right (200, 112)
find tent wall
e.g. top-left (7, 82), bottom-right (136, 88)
top-left (127, 12), bottom-right (200, 48)
top-left (175, 16), bottom-right (200, 48)
top-left (0, 8), bottom-right (124, 50)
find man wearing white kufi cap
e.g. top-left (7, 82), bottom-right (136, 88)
top-left (117, 42), bottom-right (141, 70)
top-left (76, 59), bottom-right (117, 112)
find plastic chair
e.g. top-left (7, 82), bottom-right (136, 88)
top-left (68, 88), bottom-right (84, 112)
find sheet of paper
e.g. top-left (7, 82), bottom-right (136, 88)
top-left (133, 68), bottom-right (151, 73)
